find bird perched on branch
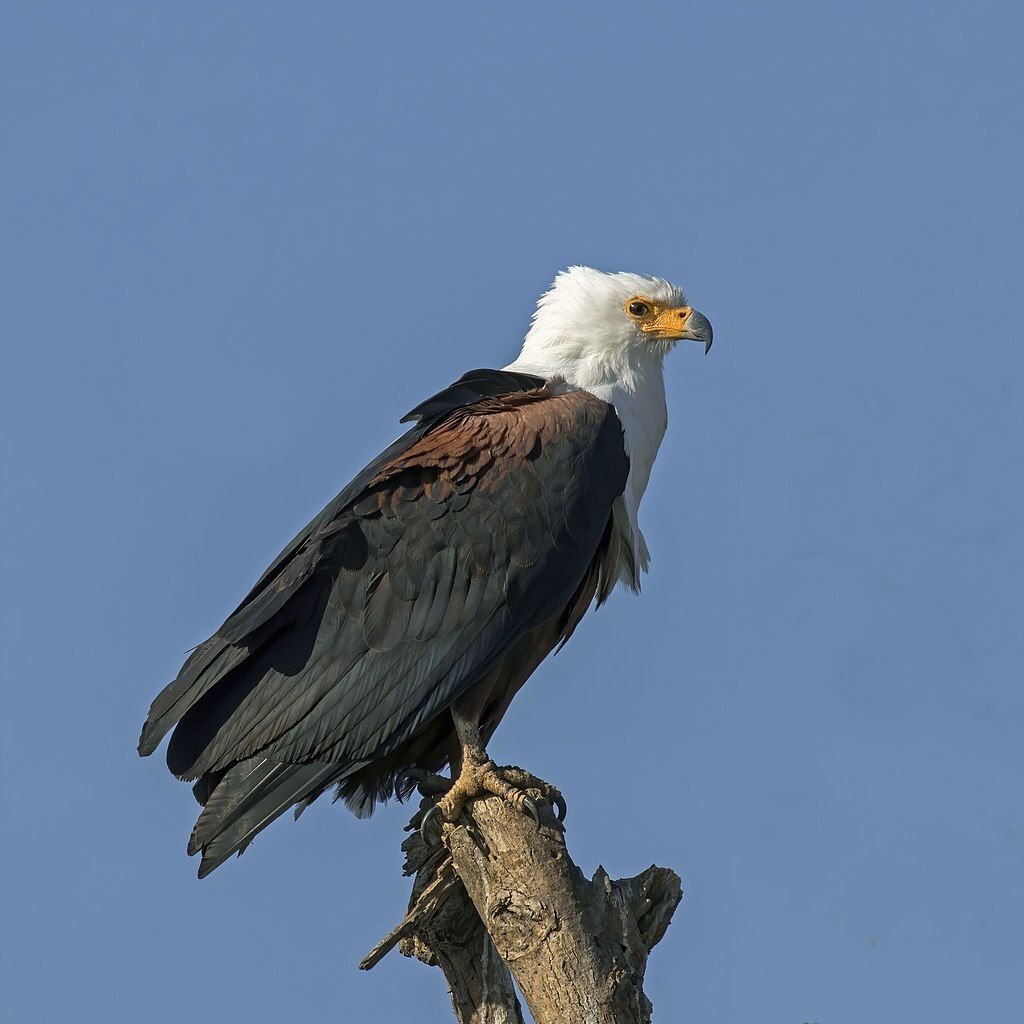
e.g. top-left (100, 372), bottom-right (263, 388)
top-left (139, 266), bottom-right (712, 877)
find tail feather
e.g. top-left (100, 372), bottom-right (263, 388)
top-left (189, 758), bottom-right (285, 854)
top-left (190, 758), bottom-right (348, 878)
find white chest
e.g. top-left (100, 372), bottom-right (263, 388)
top-left (583, 380), bottom-right (667, 587)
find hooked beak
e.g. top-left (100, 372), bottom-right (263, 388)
top-left (682, 309), bottom-right (714, 354)
top-left (645, 305), bottom-right (714, 354)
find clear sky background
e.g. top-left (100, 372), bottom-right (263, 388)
top-left (2, 3), bottom-right (1021, 1022)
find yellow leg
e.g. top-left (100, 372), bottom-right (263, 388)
top-left (420, 710), bottom-right (566, 844)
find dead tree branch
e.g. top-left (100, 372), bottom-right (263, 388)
top-left (362, 789), bottom-right (682, 1024)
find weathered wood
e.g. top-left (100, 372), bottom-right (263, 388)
top-left (363, 789), bottom-right (681, 1023)
top-left (399, 873), bottom-right (526, 1024)
top-left (362, 821), bottom-right (525, 1022)
top-left (445, 796), bottom-right (681, 1024)
top-left (358, 857), bottom-right (460, 972)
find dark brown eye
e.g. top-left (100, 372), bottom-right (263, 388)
top-left (628, 301), bottom-right (650, 317)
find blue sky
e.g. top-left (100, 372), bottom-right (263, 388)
top-left (2, 3), bottom-right (1022, 1021)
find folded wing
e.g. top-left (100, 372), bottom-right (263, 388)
top-left (139, 370), bottom-right (628, 875)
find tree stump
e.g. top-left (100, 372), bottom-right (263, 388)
top-left (361, 788), bottom-right (682, 1023)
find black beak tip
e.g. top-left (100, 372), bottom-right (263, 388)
top-left (685, 309), bottom-right (713, 355)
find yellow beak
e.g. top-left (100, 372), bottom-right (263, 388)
top-left (644, 306), bottom-right (714, 353)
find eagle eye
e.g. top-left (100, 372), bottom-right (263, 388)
top-left (627, 300), bottom-right (651, 318)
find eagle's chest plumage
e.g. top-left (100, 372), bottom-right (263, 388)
top-left (583, 379), bottom-right (667, 589)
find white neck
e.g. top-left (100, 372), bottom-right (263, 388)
top-left (504, 338), bottom-right (668, 591)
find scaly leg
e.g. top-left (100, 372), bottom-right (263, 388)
top-left (420, 708), bottom-right (566, 845)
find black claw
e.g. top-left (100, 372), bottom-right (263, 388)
top-left (552, 794), bottom-right (567, 822)
top-left (395, 768), bottom-right (427, 801)
top-left (397, 767), bottom-right (452, 800)
top-left (419, 805), bottom-right (443, 846)
top-left (522, 796), bottom-right (541, 827)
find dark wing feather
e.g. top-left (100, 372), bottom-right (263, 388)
top-left (139, 370), bottom-right (628, 875)
top-left (137, 369), bottom-right (544, 757)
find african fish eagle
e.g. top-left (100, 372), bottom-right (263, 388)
top-left (138, 266), bottom-right (712, 876)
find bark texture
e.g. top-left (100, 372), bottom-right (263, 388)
top-left (362, 792), bottom-right (682, 1023)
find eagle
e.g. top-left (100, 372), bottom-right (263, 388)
top-left (139, 266), bottom-right (712, 877)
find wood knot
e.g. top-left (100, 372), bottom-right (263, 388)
top-left (485, 889), bottom-right (558, 960)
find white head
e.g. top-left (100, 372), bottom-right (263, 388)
top-left (510, 266), bottom-right (712, 392)
top-left (505, 266), bottom-right (713, 591)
